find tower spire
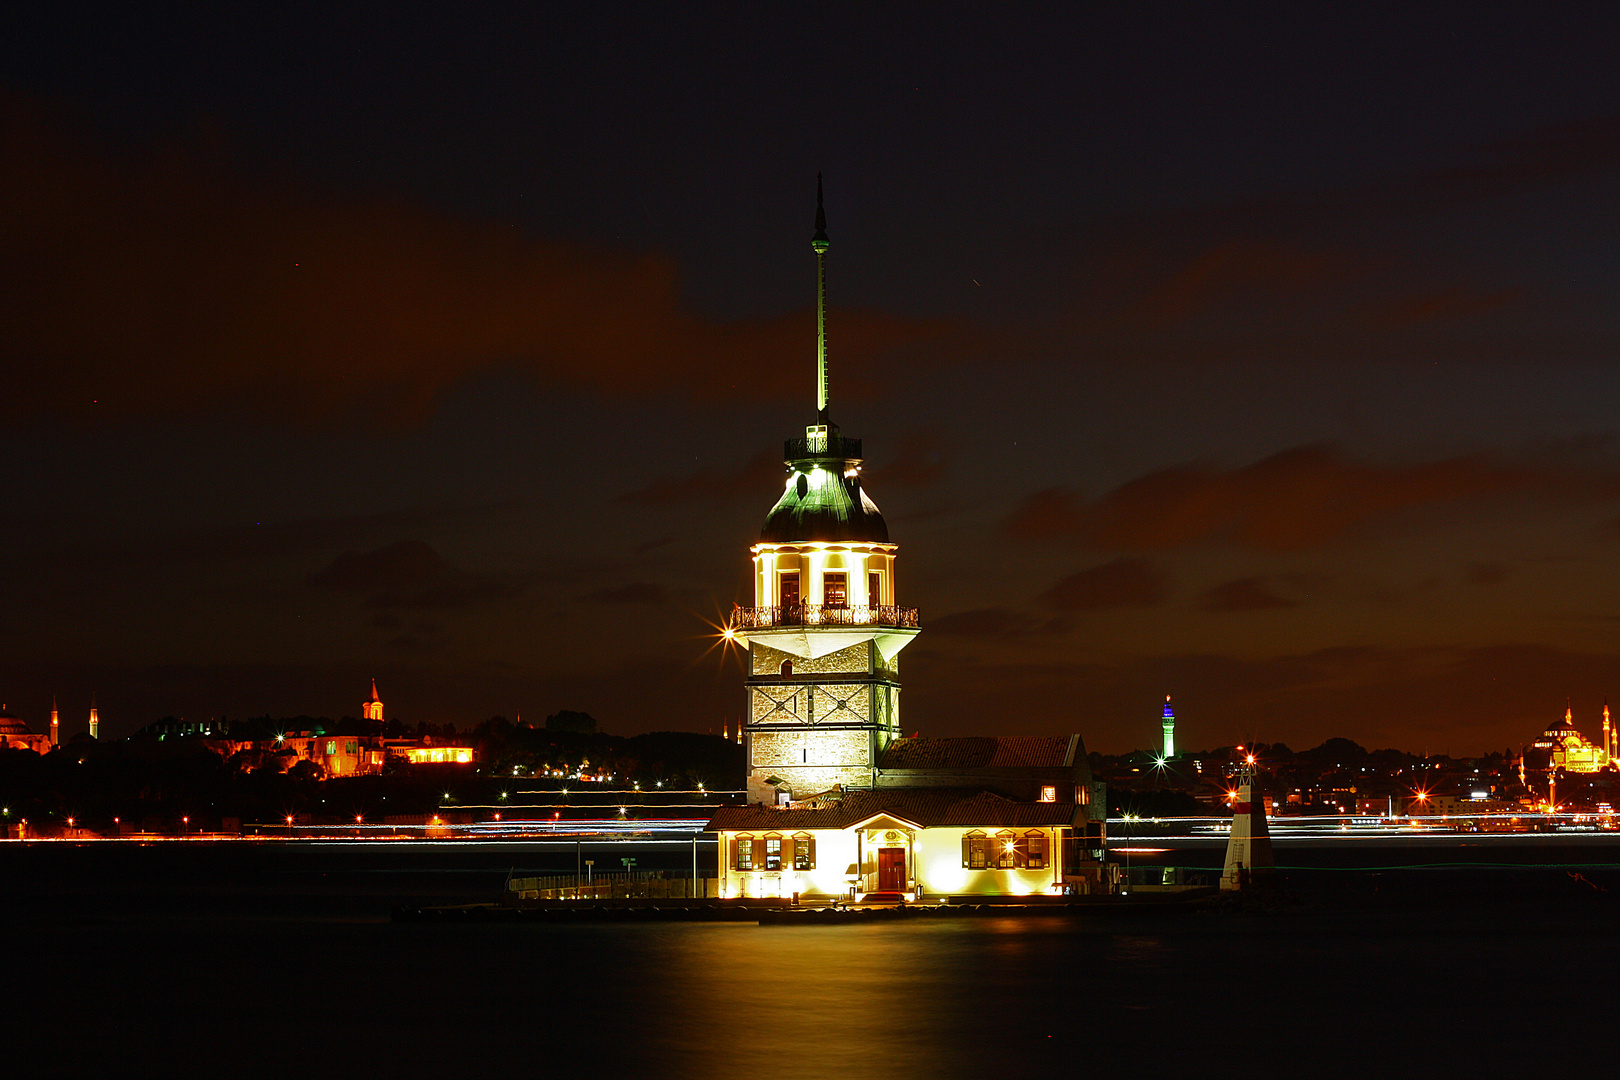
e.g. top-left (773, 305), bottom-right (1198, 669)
top-left (50, 695), bottom-right (59, 748)
top-left (812, 174), bottom-right (830, 425)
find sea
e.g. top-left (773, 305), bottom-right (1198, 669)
top-left (8, 834), bottom-right (1620, 1078)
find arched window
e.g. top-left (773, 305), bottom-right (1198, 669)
top-left (780, 659), bottom-right (793, 677)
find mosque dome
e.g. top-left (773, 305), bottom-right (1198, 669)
top-left (0, 708), bottom-right (32, 736)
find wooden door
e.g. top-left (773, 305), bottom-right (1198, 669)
top-left (877, 847), bottom-right (906, 891)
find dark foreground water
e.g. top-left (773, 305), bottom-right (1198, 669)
top-left (8, 838), bottom-right (1620, 1078)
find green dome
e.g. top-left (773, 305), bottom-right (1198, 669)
top-left (760, 437), bottom-right (888, 543)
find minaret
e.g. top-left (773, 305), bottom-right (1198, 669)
top-left (1161, 695), bottom-right (1176, 760)
top-left (50, 696), bottom-right (59, 748)
top-left (731, 179), bottom-right (921, 805)
top-left (1605, 699), bottom-right (1613, 765)
top-left (88, 693), bottom-right (99, 740)
top-left (363, 679), bottom-right (385, 722)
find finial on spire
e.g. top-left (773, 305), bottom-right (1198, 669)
top-left (812, 173), bottom-right (830, 423)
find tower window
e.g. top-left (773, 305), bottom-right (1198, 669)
top-left (780, 659), bottom-right (793, 677)
top-left (824, 573), bottom-right (847, 607)
top-left (779, 572), bottom-right (800, 608)
top-left (869, 571), bottom-right (881, 606)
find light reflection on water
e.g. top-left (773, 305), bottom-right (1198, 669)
top-left (16, 843), bottom-right (1620, 1077)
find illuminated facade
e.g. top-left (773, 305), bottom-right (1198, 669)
top-left (0, 705), bottom-right (52, 753)
top-left (730, 178), bottom-right (919, 806)
top-left (1525, 702), bottom-right (1615, 776)
top-left (363, 679), bottom-right (385, 722)
top-left (709, 184), bottom-right (1107, 898)
top-left (401, 744), bottom-right (474, 765)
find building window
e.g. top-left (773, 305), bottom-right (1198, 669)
top-left (792, 833), bottom-right (816, 870)
top-left (869, 571), bottom-right (881, 606)
top-left (326, 740), bottom-right (337, 756)
top-left (735, 835), bottom-right (754, 871)
top-left (779, 572), bottom-right (799, 608)
top-left (824, 572), bottom-right (847, 607)
top-left (1023, 832), bottom-right (1048, 870)
top-left (780, 659), bottom-right (793, 677)
top-left (764, 835), bottom-right (782, 871)
top-left (962, 831), bottom-right (990, 870)
top-left (995, 831), bottom-right (1019, 869)
top-left (1039, 785), bottom-right (1057, 803)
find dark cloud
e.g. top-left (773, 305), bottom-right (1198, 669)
top-left (0, 95), bottom-right (954, 425)
top-left (1004, 444), bottom-right (1551, 552)
top-left (308, 540), bottom-right (519, 610)
top-left (870, 431), bottom-right (952, 489)
top-left (1466, 562), bottom-right (1512, 586)
top-left (927, 608), bottom-right (1020, 638)
top-left (579, 582), bottom-right (669, 606)
top-left (1200, 577), bottom-right (1298, 612)
top-left (308, 541), bottom-right (447, 592)
top-left (619, 447), bottom-right (783, 507)
top-left (385, 578), bottom-right (521, 610)
top-left (1040, 558), bottom-right (1166, 611)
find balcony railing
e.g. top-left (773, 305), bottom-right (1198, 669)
top-left (732, 603), bottom-right (919, 629)
top-left (784, 434), bottom-right (862, 460)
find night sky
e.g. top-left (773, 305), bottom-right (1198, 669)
top-left (4, 6), bottom-right (1618, 754)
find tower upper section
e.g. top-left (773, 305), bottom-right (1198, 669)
top-left (735, 179), bottom-right (916, 636)
top-left (759, 436), bottom-right (888, 543)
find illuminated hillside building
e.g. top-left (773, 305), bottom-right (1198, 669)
top-left (0, 704), bottom-right (53, 753)
top-left (1525, 701), bottom-right (1615, 778)
top-left (363, 679), bottom-right (385, 722)
top-left (709, 182), bottom-right (1107, 899)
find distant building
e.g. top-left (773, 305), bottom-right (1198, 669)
top-left (1525, 702), bottom-right (1614, 776)
top-left (1161, 695), bottom-right (1176, 759)
top-left (363, 679), bottom-right (385, 722)
top-left (0, 704), bottom-right (52, 753)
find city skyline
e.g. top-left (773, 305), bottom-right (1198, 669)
top-left (3, 7), bottom-right (1619, 753)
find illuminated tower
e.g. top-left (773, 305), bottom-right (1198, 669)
top-left (50, 696), bottom-right (59, 748)
top-left (731, 179), bottom-right (920, 805)
top-left (1605, 699), bottom-right (1613, 764)
top-left (1161, 695), bottom-right (1176, 760)
top-left (363, 679), bottom-right (385, 722)
top-left (88, 693), bottom-right (99, 740)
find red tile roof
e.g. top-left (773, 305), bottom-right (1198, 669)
top-left (707, 787), bottom-right (1076, 831)
top-left (878, 736), bottom-right (1072, 770)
